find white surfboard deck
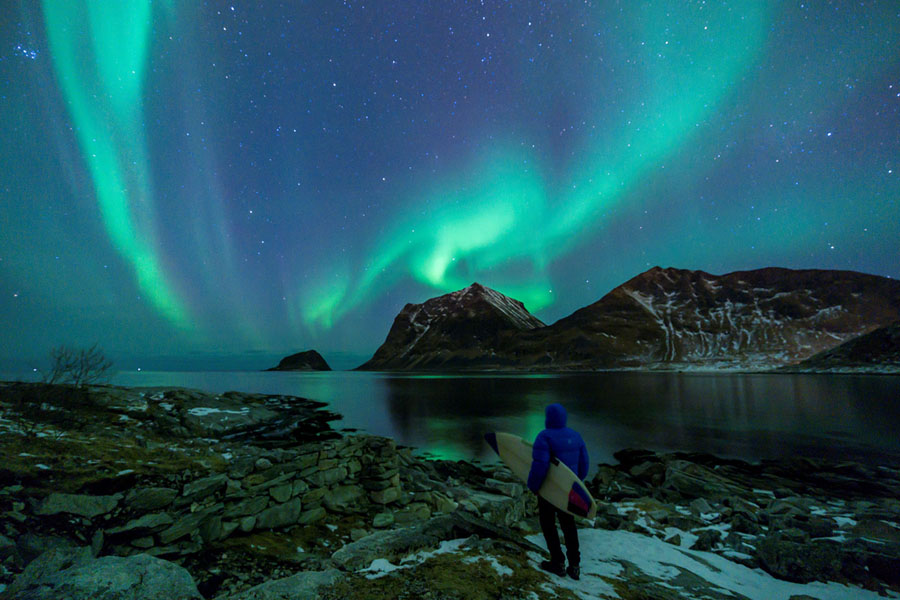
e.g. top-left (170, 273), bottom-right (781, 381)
top-left (485, 431), bottom-right (597, 519)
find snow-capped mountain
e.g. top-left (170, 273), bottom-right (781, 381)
top-left (530, 267), bottom-right (900, 370)
top-left (358, 268), bottom-right (900, 371)
top-left (356, 283), bottom-right (545, 370)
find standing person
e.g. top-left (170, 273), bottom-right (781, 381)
top-left (527, 403), bottom-right (589, 580)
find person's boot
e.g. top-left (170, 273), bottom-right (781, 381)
top-left (566, 565), bottom-right (580, 580)
top-left (539, 560), bottom-right (566, 577)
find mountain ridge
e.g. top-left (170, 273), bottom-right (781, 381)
top-left (357, 267), bottom-right (900, 371)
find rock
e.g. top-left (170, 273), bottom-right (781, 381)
top-left (851, 519), bottom-right (900, 543)
top-left (35, 493), bottom-right (121, 518)
top-left (223, 496), bottom-right (269, 519)
top-left (255, 458), bottom-right (274, 471)
top-left (256, 498), bottom-right (302, 530)
top-left (664, 533), bottom-right (682, 546)
top-left (298, 507), bottom-right (326, 525)
top-left (106, 513), bottom-right (174, 537)
top-left (309, 467), bottom-right (348, 488)
top-left (217, 569), bottom-right (341, 600)
top-left (369, 487), bottom-right (401, 505)
top-left (266, 350), bottom-right (332, 372)
top-left (125, 487), bottom-right (177, 511)
top-left (239, 516), bottom-right (257, 533)
top-left (323, 485), bottom-right (365, 514)
top-left (270, 484), bottom-right (293, 504)
top-left (372, 513), bottom-right (394, 528)
top-left (302, 488), bottom-right (328, 505)
top-left (331, 523), bottom-right (446, 570)
top-left (661, 461), bottom-right (740, 500)
top-left (689, 498), bottom-right (713, 516)
top-left (292, 480), bottom-right (309, 497)
top-left (229, 457), bottom-right (256, 479)
top-left (183, 474), bottom-right (228, 500)
top-left (200, 515), bottom-right (225, 542)
top-left (483, 478), bottom-right (523, 497)
top-left (394, 503), bottom-right (431, 524)
top-left (5, 548), bottom-right (202, 599)
top-left (757, 533), bottom-right (842, 583)
top-left (430, 492), bottom-right (459, 514)
top-left (0, 534), bottom-right (16, 559)
top-left (690, 529), bottom-right (722, 551)
top-left (160, 508), bottom-right (218, 545)
top-left (350, 528), bottom-right (368, 542)
top-left (13, 533), bottom-right (79, 567)
top-left (731, 513), bottom-right (761, 535)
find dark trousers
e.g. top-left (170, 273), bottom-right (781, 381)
top-left (538, 496), bottom-right (579, 567)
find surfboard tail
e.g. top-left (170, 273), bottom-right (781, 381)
top-left (567, 482), bottom-right (593, 518)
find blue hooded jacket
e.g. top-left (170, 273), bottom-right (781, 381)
top-left (527, 403), bottom-right (589, 493)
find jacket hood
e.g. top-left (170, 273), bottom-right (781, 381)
top-left (545, 403), bottom-right (567, 429)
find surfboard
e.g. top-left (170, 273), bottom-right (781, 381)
top-left (484, 431), bottom-right (597, 519)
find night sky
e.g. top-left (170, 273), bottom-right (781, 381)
top-left (2, 1), bottom-right (898, 371)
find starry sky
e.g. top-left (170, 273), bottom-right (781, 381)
top-left (1, 1), bottom-right (898, 371)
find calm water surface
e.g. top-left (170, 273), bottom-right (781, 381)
top-left (100, 371), bottom-right (900, 470)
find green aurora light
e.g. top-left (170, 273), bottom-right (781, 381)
top-left (41, 1), bottom-right (189, 326)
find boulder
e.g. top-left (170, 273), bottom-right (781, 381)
top-left (331, 523), bottom-right (447, 570)
top-left (217, 569), bottom-right (342, 600)
top-left (35, 493), bottom-right (121, 518)
top-left (5, 547), bottom-right (201, 600)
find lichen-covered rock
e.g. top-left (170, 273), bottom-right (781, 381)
top-left (35, 493), bottom-right (121, 518)
top-left (5, 547), bottom-right (201, 600)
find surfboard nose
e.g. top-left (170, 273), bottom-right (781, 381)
top-left (483, 432), bottom-right (499, 455)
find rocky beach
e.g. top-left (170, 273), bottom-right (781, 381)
top-left (1, 381), bottom-right (899, 599)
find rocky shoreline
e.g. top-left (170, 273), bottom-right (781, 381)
top-left (1, 381), bottom-right (899, 599)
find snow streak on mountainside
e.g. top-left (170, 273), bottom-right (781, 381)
top-left (533, 267), bottom-right (900, 370)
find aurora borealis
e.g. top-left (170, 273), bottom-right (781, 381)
top-left (2, 1), bottom-right (898, 370)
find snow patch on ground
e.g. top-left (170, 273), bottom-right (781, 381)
top-left (526, 530), bottom-right (898, 600)
top-left (186, 407), bottom-right (249, 416)
top-left (462, 554), bottom-right (514, 577)
top-left (362, 538), bottom-right (468, 579)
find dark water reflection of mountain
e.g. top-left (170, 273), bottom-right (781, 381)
top-left (98, 371), bottom-right (900, 469)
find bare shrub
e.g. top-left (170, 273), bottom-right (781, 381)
top-left (42, 344), bottom-right (113, 388)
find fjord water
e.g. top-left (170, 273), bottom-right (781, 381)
top-left (106, 371), bottom-right (900, 469)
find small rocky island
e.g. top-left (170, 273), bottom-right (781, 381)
top-left (266, 350), bottom-right (331, 371)
top-left (1, 381), bottom-right (898, 599)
